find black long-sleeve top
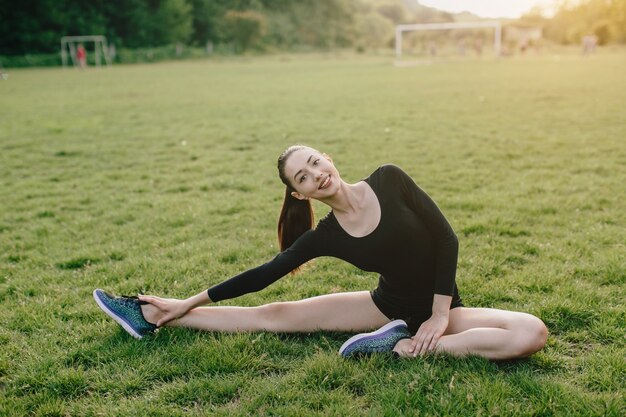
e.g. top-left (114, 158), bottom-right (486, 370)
top-left (207, 164), bottom-right (458, 309)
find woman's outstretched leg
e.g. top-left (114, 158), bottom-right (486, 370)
top-left (142, 291), bottom-right (391, 333)
top-left (393, 307), bottom-right (548, 360)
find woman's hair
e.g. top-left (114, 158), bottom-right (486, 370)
top-left (277, 145), bottom-right (314, 255)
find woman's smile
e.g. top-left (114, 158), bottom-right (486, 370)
top-left (319, 174), bottom-right (331, 190)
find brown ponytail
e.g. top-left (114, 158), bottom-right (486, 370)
top-left (278, 187), bottom-right (314, 251)
top-left (277, 146), bottom-right (315, 255)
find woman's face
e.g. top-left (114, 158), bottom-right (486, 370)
top-left (283, 147), bottom-right (340, 200)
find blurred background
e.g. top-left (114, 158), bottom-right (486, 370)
top-left (1, 0), bottom-right (625, 67)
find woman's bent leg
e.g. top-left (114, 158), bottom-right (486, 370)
top-left (144, 291), bottom-right (391, 333)
top-left (437, 307), bottom-right (548, 359)
top-left (393, 307), bottom-right (548, 360)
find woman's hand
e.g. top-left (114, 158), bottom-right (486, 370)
top-left (409, 294), bottom-right (453, 356)
top-left (137, 295), bottom-right (191, 327)
top-left (409, 312), bottom-right (449, 356)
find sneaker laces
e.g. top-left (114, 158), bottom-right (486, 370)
top-left (120, 295), bottom-right (152, 309)
top-left (117, 295), bottom-right (142, 307)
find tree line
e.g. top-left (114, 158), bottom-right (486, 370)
top-left (521, 0), bottom-right (626, 45)
top-left (0, 0), bottom-right (425, 55)
top-left (1, 0), bottom-right (624, 57)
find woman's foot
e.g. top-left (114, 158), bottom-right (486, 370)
top-left (339, 320), bottom-right (411, 358)
top-left (139, 302), bottom-right (163, 326)
top-left (392, 337), bottom-right (419, 358)
top-left (93, 289), bottom-right (157, 339)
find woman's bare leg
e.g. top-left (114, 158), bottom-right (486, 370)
top-left (393, 307), bottom-right (548, 360)
top-left (142, 291), bottom-right (391, 333)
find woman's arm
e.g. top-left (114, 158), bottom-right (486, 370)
top-left (207, 229), bottom-right (321, 302)
top-left (388, 164), bottom-right (459, 296)
top-left (139, 229), bottom-right (324, 326)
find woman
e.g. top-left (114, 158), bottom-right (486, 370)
top-left (94, 145), bottom-right (548, 359)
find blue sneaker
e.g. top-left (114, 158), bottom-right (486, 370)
top-left (339, 320), bottom-right (411, 358)
top-left (93, 289), bottom-right (157, 339)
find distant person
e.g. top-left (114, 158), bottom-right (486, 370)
top-left (474, 39), bottom-right (483, 56)
top-left (108, 44), bottom-right (116, 61)
top-left (76, 44), bottom-right (87, 68)
top-left (458, 38), bottom-right (466, 56)
top-left (582, 35), bottom-right (598, 55)
top-left (93, 145), bottom-right (548, 359)
top-left (428, 41), bottom-right (437, 57)
top-left (519, 38), bottom-right (528, 55)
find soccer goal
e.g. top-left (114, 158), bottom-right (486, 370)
top-left (395, 21), bottom-right (502, 60)
top-left (61, 35), bottom-right (112, 68)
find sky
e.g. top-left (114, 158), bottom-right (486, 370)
top-left (417, 0), bottom-right (560, 18)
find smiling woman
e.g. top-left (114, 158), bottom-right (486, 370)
top-left (94, 145), bottom-right (548, 360)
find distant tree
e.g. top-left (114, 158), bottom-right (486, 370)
top-left (187, 0), bottom-right (225, 46)
top-left (101, 0), bottom-right (152, 47)
top-left (608, 0), bottom-right (626, 43)
top-left (223, 10), bottom-right (267, 52)
top-left (414, 6), bottom-right (454, 23)
top-left (278, 0), bottom-right (357, 49)
top-left (543, 0), bottom-right (626, 45)
top-left (152, 0), bottom-right (193, 45)
top-left (591, 20), bottom-right (611, 45)
top-left (0, 0), bottom-right (107, 55)
top-left (263, 12), bottom-right (298, 48)
top-left (0, 0), bottom-right (194, 54)
top-left (359, 12), bottom-right (394, 49)
top-left (376, 3), bottom-right (407, 25)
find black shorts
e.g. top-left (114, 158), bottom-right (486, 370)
top-left (370, 284), bottom-right (464, 333)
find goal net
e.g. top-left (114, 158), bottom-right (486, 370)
top-left (395, 21), bottom-right (502, 61)
top-left (61, 35), bottom-right (112, 68)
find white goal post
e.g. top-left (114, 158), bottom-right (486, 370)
top-left (395, 21), bottom-right (502, 58)
top-left (61, 35), bottom-right (112, 68)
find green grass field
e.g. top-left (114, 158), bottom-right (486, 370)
top-left (1, 52), bottom-right (625, 416)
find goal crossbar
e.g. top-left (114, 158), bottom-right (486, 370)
top-left (395, 21), bottom-right (501, 58)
